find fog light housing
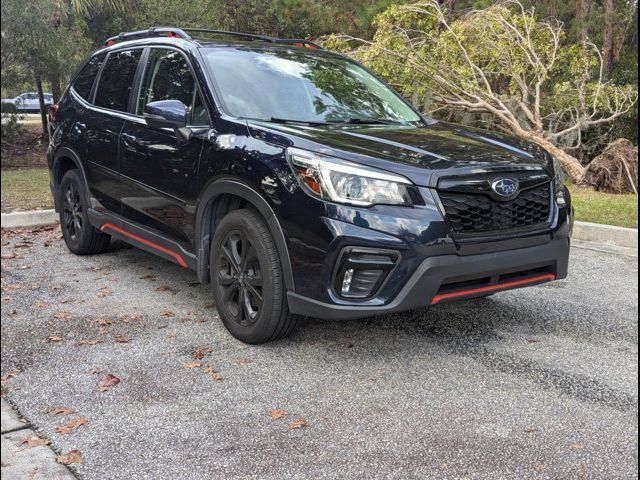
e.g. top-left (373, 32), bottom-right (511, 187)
top-left (334, 248), bottom-right (399, 299)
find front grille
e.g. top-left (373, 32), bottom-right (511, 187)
top-left (438, 182), bottom-right (551, 236)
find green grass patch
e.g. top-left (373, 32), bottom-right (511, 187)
top-left (568, 184), bottom-right (638, 229)
top-left (1, 168), bottom-right (53, 213)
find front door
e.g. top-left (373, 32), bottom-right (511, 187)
top-left (119, 47), bottom-right (209, 247)
top-left (84, 48), bottom-right (143, 214)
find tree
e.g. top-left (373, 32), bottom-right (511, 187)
top-left (1, 0), bottom-right (90, 134)
top-left (324, 0), bottom-right (638, 182)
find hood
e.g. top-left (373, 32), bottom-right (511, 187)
top-left (247, 120), bottom-right (552, 187)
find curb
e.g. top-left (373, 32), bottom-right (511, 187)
top-left (572, 221), bottom-right (638, 249)
top-left (1, 209), bottom-right (637, 249)
top-left (1, 209), bottom-right (58, 229)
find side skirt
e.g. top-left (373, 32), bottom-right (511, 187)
top-left (88, 209), bottom-right (197, 270)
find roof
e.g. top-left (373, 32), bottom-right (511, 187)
top-left (102, 27), bottom-right (323, 51)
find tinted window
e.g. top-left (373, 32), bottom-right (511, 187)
top-left (204, 49), bottom-right (420, 124)
top-left (73, 53), bottom-right (106, 101)
top-left (95, 49), bottom-right (142, 112)
top-left (137, 48), bottom-right (207, 125)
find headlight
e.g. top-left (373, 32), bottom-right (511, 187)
top-left (551, 156), bottom-right (567, 206)
top-left (287, 148), bottom-right (414, 207)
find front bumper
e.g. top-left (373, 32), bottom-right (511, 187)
top-left (287, 237), bottom-right (569, 320)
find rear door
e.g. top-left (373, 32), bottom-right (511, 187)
top-left (83, 48), bottom-right (143, 214)
top-left (118, 47), bottom-right (208, 246)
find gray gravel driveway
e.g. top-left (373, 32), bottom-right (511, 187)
top-left (1, 226), bottom-right (638, 479)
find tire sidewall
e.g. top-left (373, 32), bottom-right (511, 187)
top-left (210, 210), bottom-right (284, 344)
top-left (59, 170), bottom-right (92, 253)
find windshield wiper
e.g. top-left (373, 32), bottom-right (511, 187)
top-left (327, 118), bottom-right (406, 125)
top-left (268, 117), bottom-right (329, 126)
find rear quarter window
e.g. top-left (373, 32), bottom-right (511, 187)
top-left (94, 49), bottom-right (142, 112)
top-left (73, 53), bottom-right (106, 101)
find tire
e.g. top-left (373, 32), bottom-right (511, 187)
top-left (210, 209), bottom-right (298, 344)
top-left (59, 169), bottom-right (111, 255)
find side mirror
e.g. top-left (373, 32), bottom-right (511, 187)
top-left (143, 100), bottom-right (191, 142)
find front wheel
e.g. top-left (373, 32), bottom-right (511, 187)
top-left (210, 209), bottom-right (298, 344)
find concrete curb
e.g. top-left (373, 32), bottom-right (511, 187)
top-left (572, 221), bottom-right (638, 249)
top-left (1, 209), bottom-right (637, 249)
top-left (1, 399), bottom-right (77, 479)
top-left (1, 209), bottom-right (58, 229)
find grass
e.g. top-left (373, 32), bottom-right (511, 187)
top-left (0, 167), bottom-right (637, 229)
top-left (1, 168), bottom-right (53, 213)
top-left (568, 184), bottom-right (638, 229)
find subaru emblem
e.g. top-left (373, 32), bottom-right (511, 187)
top-left (491, 178), bottom-right (519, 197)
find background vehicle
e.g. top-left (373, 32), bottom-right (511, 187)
top-left (1, 92), bottom-right (54, 112)
top-left (47, 28), bottom-right (573, 344)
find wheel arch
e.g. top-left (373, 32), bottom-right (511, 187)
top-left (52, 147), bottom-right (90, 212)
top-left (195, 177), bottom-right (295, 291)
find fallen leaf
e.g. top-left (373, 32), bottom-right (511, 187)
top-left (160, 311), bottom-right (175, 318)
top-left (182, 362), bottom-right (202, 369)
top-left (57, 450), bottom-right (83, 465)
top-left (33, 302), bottom-right (48, 309)
top-left (534, 464), bottom-right (546, 473)
top-left (204, 303), bottom-right (216, 309)
top-left (98, 374), bottom-right (120, 391)
top-left (96, 318), bottom-right (115, 326)
top-left (97, 287), bottom-right (112, 298)
top-left (523, 427), bottom-right (539, 433)
top-left (53, 311), bottom-right (70, 319)
top-left (192, 348), bottom-right (212, 360)
top-left (236, 357), bottom-right (253, 365)
top-left (47, 335), bottom-right (63, 343)
top-left (87, 367), bottom-right (103, 375)
top-left (56, 418), bottom-right (89, 434)
top-left (115, 335), bottom-right (131, 344)
top-left (139, 274), bottom-right (156, 280)
top-left (202, 366), bottom-right (223, 380)
top-left (19, 437), bottom-right (50, 449)
top-left (1, 253), bottom-right (23, 260)
top-left (288, 419), bottom-right (308, 430)
top-left (1, 371), bottom-right (19, 381)
top-left (49, 407), bottom-right (75, 416)
top-left (49, 284), bottom-right (64, 290)
top-left (270, 409), bottom-right (288, 420)
top-left (570, 444), bottom-right (586, 451)
top-left (527, 339), bottom-right (541, 344)
top-left (77, 339), bottom-right (103, 346)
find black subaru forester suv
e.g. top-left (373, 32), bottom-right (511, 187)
top-left (47, 28), bottom-right (573, 344)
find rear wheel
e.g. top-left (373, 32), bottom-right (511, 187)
top-left (59, 169), bottom-right (110, 255)
top-left (210, 209), bottom-right (298, 344)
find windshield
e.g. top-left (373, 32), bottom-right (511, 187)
top-left (204, 48), bottom-right (421, 124)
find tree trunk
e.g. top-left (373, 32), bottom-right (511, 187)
top-left (35, 76), bottom-right (48, 137)
top-left (602, 0), bottom-right (615, 80)
top-left (575, 0), bottom-right (591, 43)
top-left (48, 74), bottom-right (62, 103)
top-left (514, 129), bottom-right (587, 183)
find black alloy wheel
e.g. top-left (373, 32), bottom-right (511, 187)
top-left (210, 209), bottom-right (298, 344)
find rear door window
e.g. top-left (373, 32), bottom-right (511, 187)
top-left (137, 48), bottom-right (208, 125)
top-left (95, 49), bottom-right (142, 112)
top-left (73, 53), bottom-right (106, 101)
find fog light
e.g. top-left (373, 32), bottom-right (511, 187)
top-left (334, 248), bottom-right (399, 300)
top-left (342, 269), bottom-right (354, 295)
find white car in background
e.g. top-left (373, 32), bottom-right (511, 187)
top-left (1, 92), bottom-right (54, 113)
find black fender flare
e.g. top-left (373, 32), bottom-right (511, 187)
top-left (195, 178), bottom-right (295, 291)
top-left (52, 147), bottom-right (90, 211)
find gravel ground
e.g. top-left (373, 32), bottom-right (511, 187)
top-left (1, 226), bottom-right (638, 480)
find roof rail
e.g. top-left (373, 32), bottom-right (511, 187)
top-left (183, 29), bottom-right (322, 49)
top-left (103, 27), bottom-right (323, 50)
top-left (104, 28), bottom-right (191, 46)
